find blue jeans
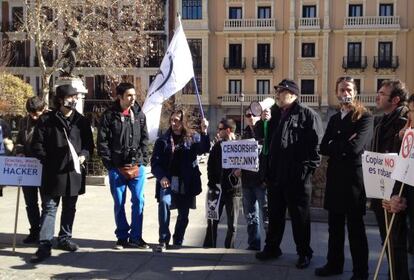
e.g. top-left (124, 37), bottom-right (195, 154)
top-left (108, 166), bottom-right (146, 241)
top-left (242, 185), bottom-right (268, 250)
top-left (39, 195), bottom-right (78, 248)
top-left (158, 187), bottom-right (190, 245)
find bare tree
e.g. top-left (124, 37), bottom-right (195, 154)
top-left (19, 0), bottom-right (164, 103)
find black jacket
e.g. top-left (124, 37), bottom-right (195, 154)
top-left (15, 116), bottom-right (37, 157)
top-left (31, 110), bottom-right (94, 196)
top-left (241, 125), bottom-right (262, 187)
top-left (97, 101), bottom-right (149, 169)
top-left (267, 101), bottom-right (323, 187)
top-left (320, 111), bottom-right (373, 214)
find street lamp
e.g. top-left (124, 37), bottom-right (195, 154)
top-left (238, 92), bottom-right (245, 138)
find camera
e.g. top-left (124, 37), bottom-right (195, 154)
top-left (124, 148), bottom-right (137, 164)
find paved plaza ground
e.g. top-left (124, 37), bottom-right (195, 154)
top-left (0, 161), bottom-right (412, 279)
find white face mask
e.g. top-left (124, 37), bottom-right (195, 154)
top-left (339, 96), bottom-right (353, 104)
top-left (63, 99), bottom-right (77, 110)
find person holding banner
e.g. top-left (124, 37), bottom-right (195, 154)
top-left (203, 119), bottom-right (241, 249)
top-left (97, 82), bottom-right (150, 250)
top-left (0, 117), bottom-right (13, 197)
top-left (256, 79), bottom-right (323, 269)
top-left (14, 97), bottom-right (47, 244)
top-left (151, 109), bottom-right (210, 252)
top-left (315, 77), bottom-right (373, 280)
top-left (30, 84), bottom-right (94, 263)
top-left (370, 79), bottom-right (411, 280)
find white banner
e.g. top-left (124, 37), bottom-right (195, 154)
top-left (221, 139), bottom-right (259, 171)
top-left (0, 156), bottom-right (42, 187)
top-left (362, 152), bottom-right (397, 199)
top-left (392, 128), bottom-right (414, 186)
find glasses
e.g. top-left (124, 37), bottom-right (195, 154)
top-left (245, 114), bottom-right (253, 118)
top-left (336, 76), bottom-right (354, 83)
top-left (217, 127), bottom-right (226, 131)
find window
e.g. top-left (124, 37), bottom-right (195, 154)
top-left (257, 43), bottom-right (270, 68)
top-left (229, 7), bottom-right (242, 19)
top-left (182, 73), bottom-right (202, 95)
top-left (302, 5), bottom-right (316, 18)
top-left (347, 42), bottom-right (362, 67)
top-left (348, 4), bottom-right (363, 17)
top-left (229, 80), bottom-right (242, 94)
top-left (8, 41), bottom-right (28, 67)
top-left (377, 79), bottom-right (387, 91)
top-left (11, 7), bottom-right (23, 31)
top-left (182, 0), bottom-right (202, 20)
top-left (183, 39), bottom-right (202, 95)
top-left (301, 80), bottom-right (315, 95)
top-left (378, 42), bottom-right (393, 67)
top-left (229, 44), bottom-right (242, 68)
top-left (258, 6), bottom-right (271, 19)
top-left (144, 35), bottom-right (165, 67)
top-left (257, 80), bottom-right (270, 95)
top-left (302, 43), bottom-right (315, 58)
top-left (354, 79), bottom-right (361, 94)
top-left (379, 4), bottom-right (393, 16)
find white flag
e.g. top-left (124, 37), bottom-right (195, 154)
top-left (142, 20), bottom-right (194, 142)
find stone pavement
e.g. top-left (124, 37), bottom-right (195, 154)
top-left (0, 161), bottom-right (407, 280)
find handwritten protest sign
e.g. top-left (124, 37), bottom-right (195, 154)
top-left (205, 184), bottom-right (222, 220)
top-left (392, 128), bottom-right (414, 186)
top-left (221, 139), bottom-right (259, 171)
top-left (362, 151), bottom-right (397, 199)
top-left (0, 156), bottom-right (42, 187)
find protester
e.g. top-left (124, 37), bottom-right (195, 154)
top-left (151, 109), bottom-right (210, 252)
top-left (315, 77), bottom-right (372, 279)
top-left (241, 109), bottom-right (268, 251)
top-left (203, 119), bottom-right (241, 248)
top-left (97, 82), bottom-right (150, 250)
top-left (30, 85), bottom-right (94, 263)
top-left (256, 79), bottom-right (323, 269)
top-left (14, 97), bottom-right (47, 243)
top-left (0, 117), bottom-right (13, 197)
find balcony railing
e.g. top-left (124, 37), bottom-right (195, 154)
top-left (220, 94), bottom-right (320, 107)
top-left (373, 56), bottom-right (399, 71)
top-left (298, 18), bottom-right (321, 29)
top-left (252, 57), bottom-right (275, 71)
top-left (223, 57), bottom-right (246, 71)
top-left (342, 56), bottom-right (368, 71)
top-left (355, 94), bottom-right (377, 107)
top-left (224, 18), bottom-right (276, 31)
top-left (344, 16), bottom-right (400, 29)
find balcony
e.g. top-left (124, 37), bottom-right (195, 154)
top-left (223, 57), bottom-right (246, 71)
top-left (223, 18), bottom-right (276, 32)
top-left (220, 93), bottom-right (320, 107)
top-left (252, 57), bottom-right (275, 71)
top-left (298, 18), bottom-right (321, 29)
top-left (355, 94), bottom-right (377, 107)
top-left (373, 56), bottom-right (399, 71)
top-left (344, 16), bottom-right (400, 29)
top-left (342, 56), bottom-right (368, 71)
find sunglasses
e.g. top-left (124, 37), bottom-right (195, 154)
top-left (245, 114), bottom-right (253, 118)
top-left (336, 76), bottom-right (354, 83)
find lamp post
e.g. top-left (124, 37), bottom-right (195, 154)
top-left (238, 92), bottom-right (245, 138)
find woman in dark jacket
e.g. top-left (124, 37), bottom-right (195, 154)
top-left (315, 77), bottom-right (373, 280)
top-left (151, 109), bottom-right (210, 251)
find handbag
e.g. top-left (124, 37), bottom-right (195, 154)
top-left (118, 165), bottom-right (139, 180)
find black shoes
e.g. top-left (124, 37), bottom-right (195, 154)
top-left (23, 232), bottom-right (39, 244)
top-left (114, 239), bottom-right (130, 250)
top-left (57, 239), bottom-right (79, 252)
top-left (349, 275), bottom-right (368, 280)
top-left (156, 242), bottom-right (167, 252)
top-left (255, 248), bottom-right (282, 261)
top-left (129, 238), bottom-right (150, 249)
top-left (296, 255), bottom-right (312, 269)
top-left (315, 264), bottom-right (343, 276)
top-left (30, 246), bottom-right (51, 263)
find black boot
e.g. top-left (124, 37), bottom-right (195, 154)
top-left (23, 228), bottom-right (40, 244)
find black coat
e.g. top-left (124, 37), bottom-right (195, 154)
top-left (31, 110), bottom-right (94, 197)
top-left (267, 101), bottom-right (324, 187)
top-left (241, 125), bottom-right (261, 187)
top-left (320, 111), bottom-right (373, 214)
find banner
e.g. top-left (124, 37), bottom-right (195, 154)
top-left (205, 184), bottom-right (222, 220)
top-left (392, 128), bottom-right (414, 186)
top-left (221, 139), bottom-right (259, 171)
top-left (362, 151), bottom-right (397, 199)
top-left (0, 156), bottom-right (42, 187)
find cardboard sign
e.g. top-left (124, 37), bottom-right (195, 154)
top-left (0, 156), bottom-right (42, 187)
top-left (205, 184), bottom-right (222, 220)
top-left (391, 129), bottom-right (414, 186)
top-left (221, 139), bottom-right (259, 171)
top-left (362, 151), bottom-right (397, 199)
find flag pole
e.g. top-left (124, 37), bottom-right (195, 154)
top-left (192, 77), bottom-right (205, 119)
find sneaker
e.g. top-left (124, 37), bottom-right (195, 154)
top-left (156, 242), bottom-right (167, 252)
top-left (30, 246), bottom-right (51, 263)
top-left (23, 232), bottom-right (39, 244)
top-left (315, 264), bottom-right (343, 277)
top-left (256, 248), bottom-right (282, 261)
top-left (114, 239), bottom-right (129, 250)
top-left (129, 238), bottom-right (150, 249)
top-left (57, 239), bottom-right (79, 252)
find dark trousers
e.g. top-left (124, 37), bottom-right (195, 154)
top-left (22, 187), bottom-right (41, 233)
top-left (264, 181), bottom-right (313, 257)
top-left (372, 198), bottom-right (410, 280)
top-left (203, 193), bottom-right (240, 248)
top-left (326, 211), bottom-right (369, 278)
top-left (39, 195), bottom-right (78, 249)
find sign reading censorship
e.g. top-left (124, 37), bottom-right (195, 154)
top-left (221, 139), bottom-right (259, 171)
top-left (391, 128), bottom-right (414, 186)
top-left (0, 156), bottom-right (42, 187)
top-left (362, 151), bottom-right (397, 199)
